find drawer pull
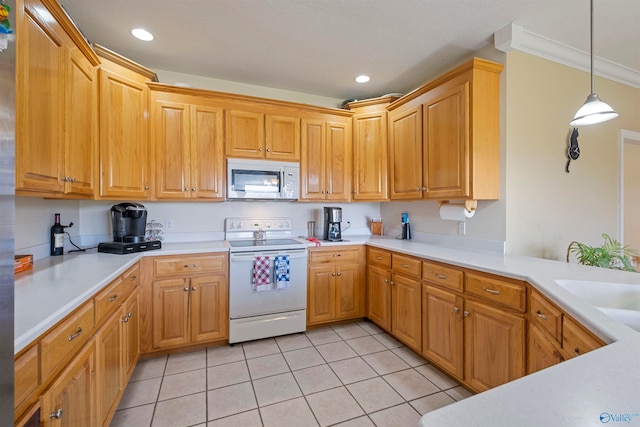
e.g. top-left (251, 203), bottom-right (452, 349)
top-left (332, 254), bottom-right (341, 257)
top-left (463, 311), bottom-right (470, 317)
top-left (337, 272), bottom-right (342, 276)
top-left (183, 264), bottom-right (199, 268)
top-left (574, 347), bottom-right (581, 356)
top-left (50, 409), bottom-right (63, 419)
top-left (435, 274), bottom-right (447, 279)
top-left (453, 306), bottom-right (460, 313)
top-left (384, 279), bottom-right (389, 283)
top-left (332, 272), bottom-right (336, 276)
top-left (108, 294), bottom-right (118, 303)
top-left (536, 311), bottom-right (548, 320)
top-left (482, 287), bottom-right (501, 295)
top-left (122, 316), bottom-right (129, 323)
top-left (184, 287), bottom-right (189, 291)
top-left (129, 275), bottom-right (137, 281)
top-left (68, 327), bottom-right (83, 341)
top-left (192, 287), bottom-right (197, 291)
top-left (401, 264), bottom-right (409, 268)
top-left (376, 256), bottom-right (382, 260)
top-left (390, 281), bottom-right (395, 286)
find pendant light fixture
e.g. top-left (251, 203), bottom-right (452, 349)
top-left (569, 0), bottom-right (619, 126)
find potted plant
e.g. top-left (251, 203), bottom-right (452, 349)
top-left (567, 233), bottom-right (638, 272)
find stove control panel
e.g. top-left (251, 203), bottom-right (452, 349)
top-left (225, 217), bottom-right (293, 232)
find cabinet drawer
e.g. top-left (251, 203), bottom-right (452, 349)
top-left (309, 247), bottom-right (361, 264)
top-left (40, 301), bottom-right (95, 380)
top-left (122, 262), bottom-right (140, 296)
top-left (153, 254), bottom-right (226, 277)
top-left (422, 261), bottom-right (463, 292)
top-left (391, 254), bottom-right (421, 278)
top-left (465, 272), bottom-right (527, 312)
top-left (530, 290), bottom-right (562, 342)
top-left (95, 276), bottom-right (124, 325)
top-left (15, 345), bottom-right (39, 410)
top-left (562, 316), bottom-right (603, 359)
top-left (368, 247), bottom-right (391, 269)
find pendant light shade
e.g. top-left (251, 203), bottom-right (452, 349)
top-left (569, 0), bottom-right (618, 126)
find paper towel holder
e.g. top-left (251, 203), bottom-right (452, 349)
top-left (438, 199), bottom-right (477, 213)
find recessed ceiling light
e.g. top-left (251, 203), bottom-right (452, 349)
top-left (131, 28), bottom-right (154, 41)
top-left (355, 75), bottom-right (370, 83)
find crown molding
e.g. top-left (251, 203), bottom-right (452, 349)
top-left (494, 23), bottom-right (640, 89)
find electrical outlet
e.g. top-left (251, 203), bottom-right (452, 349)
top-left (165, 219), bottom-right (174, 230)
top-left (458, 222), bottom-right (466, 235)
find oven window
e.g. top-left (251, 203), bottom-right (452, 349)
top-left (232, 170), bottom-right (281, 193)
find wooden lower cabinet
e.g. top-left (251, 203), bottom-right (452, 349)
top-left (40, 340), bottom-right (96, 427)
top-left (463, 298), bottom-right (525, 392)
top-left (152, 274), bottom-right (228, 349)
top-left (122, 291), bottom-right (140, 387)
top-left (366, 265), bottom-right (392, 331)
top-left (422, 285), bottom-right (464, 380)
top-left (528, 323), bottom-right (563, 374)
top-left (391, 273), bottom-right (422, 351)
top-left (96, 310), bottom-right (123, 427)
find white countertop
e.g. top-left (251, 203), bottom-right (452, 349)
top-left (14, 241), bottom-right (228, 353)
top-left (14, 236), bottom-right (640, 426)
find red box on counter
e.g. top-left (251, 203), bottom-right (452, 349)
top-left (14, 255), bottom-right (33, 274)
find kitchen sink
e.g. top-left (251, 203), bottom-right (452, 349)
top-left (555, 279), bottom-right (640, 332)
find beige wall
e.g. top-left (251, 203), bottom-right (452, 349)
top-left (505, 50), bottom-right (640, 260)
top-left (624, 141), bottom-right (640, 251)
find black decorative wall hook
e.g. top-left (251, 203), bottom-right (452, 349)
top-left (566, 128), bottom-right (580, 173)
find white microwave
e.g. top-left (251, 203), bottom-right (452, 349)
top-left (227, 159), bottom-right (300, 201)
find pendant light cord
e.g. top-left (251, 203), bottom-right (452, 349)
top-left (590, 0), bottom-right (594, 94)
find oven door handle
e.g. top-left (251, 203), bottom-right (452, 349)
top-left (230, 251), bottom-right (307, 261)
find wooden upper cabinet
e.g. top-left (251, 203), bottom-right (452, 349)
top-left (16, 0), bottom-right (99, 198)
top-left (150, 87), bottom-right (225, 200)
top-left (225, 110), bottom-right (265, 158)
top-left (423, 81), bottom-right (468, 199)
top-left (347, 96), bottom-right (397, 202)
top-left (387, 57), bottom-right (502, 201)
top-left (265, 115), bottom-right (300, 161)
top-left (388, 105), bottom-right (423, 200)
top-left (300, 117), bottom-right (351, 201)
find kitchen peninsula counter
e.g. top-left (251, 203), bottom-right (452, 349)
top-left (14, 241), bottom-right (229, 353)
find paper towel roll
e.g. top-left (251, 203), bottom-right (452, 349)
top-left (439, 203), bottom-right (475, 221)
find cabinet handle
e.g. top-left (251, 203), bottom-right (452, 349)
top-left (129, 275), bottom-right (137, 281)
top-left (184, 287), bottom-right (189, 291)
top-left (108, 294), bottom-right (118, 303)
top-left (422, 186), bottom-right (427, 191)
top-left (183, 264), bottom-right (198, 268)
top-left (390, 281), bottom-right (395, 286)
top-left (415, 187), bottom-right (420, 191)
top-left (463, 311), bottom-right (470, 317)
top-left (266, 148), bottom-right (271, 152)
top-left (536, 311), bottom-right (548, 320)
top-left (337, 272), bottom-right (342, 276)
top-left (435, 274), bottom-right (447, 279)
top-left (62, 176), bottom-right (68, 182)
top-left (453, 306), bottom-right (460, 313)
top-left (50, 409), bottom-right (63, 419)
top-left (574, 347), bottom-right (581, 357)
top-left (192, 286), bottom-right (197, 291)
top-left (71, 177), bottom-right (76, 183)
top-left (258, 147), bottom-right (263, 151)
top-left (332, 272), bottom-right (336, 276)
top-left (144, 185), bottom-right (150, 190)
top-left (482, 287), bottom-right (501, 295)
top-left (185, 187), bottom-right (190, 191)
top-left (192, 187), bottom-right (196, 192)
top-left (68, 327), bottom-right (83, 341)
top-left (332, 254), bottom-right (341, 257)
top-left (122, 316), bottom-right (129, 323)
top-left (401, 264), bottom-right (409, 268)
top-left (376, 256), bottom-right (382, 260)
top-left (384, 279), bottom-right (389, 283)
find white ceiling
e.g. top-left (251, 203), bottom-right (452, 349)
top-left (61, 0), bottom-right (640, 101)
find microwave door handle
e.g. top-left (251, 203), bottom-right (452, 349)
top-left (280, 170), bottom-right (285, 196)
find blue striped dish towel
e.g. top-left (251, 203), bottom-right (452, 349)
top-left (274, 255), bottom-right (290, 289)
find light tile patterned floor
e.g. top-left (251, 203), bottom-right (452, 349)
top-left (111, 321), bottom-right (473, 427)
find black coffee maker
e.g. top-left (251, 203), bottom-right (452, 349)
top-left (323, 207), bottom-right (343, 241)
top-left (98, 202), bottom-right (161, 254)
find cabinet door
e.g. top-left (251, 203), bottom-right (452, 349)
top-left (122, 291), bottom-right (139, 383)
top-left (367, 265), bottom-right (392, 331)
top-left (152, 278), bottom-right (190, 349)
top-left (190, 275), bottom-right (228, 343)
top-left (154, 100), bottom-right (190, 199)
top-left (95, 311), bottom-right (123, 427)
top-left (528, 323), bottom-right (562, 375)
top-left (99, 68), bottom-right (150, 199)
top-left (64, 47), bottom-right (97, 197)
top-left (307, 265), bottom-right (336, 325)
top-left (190, 105), bottom-right (224, 199)
top-left (422, 285), bottom-right (464, 380)
top-left (388, 105), bottom-right (423, 200)
top-left (464, 299), bottom-right (525, 392)
top-left (300, 119), bottom-right (326, 200)
top-left (562, 316), bottom-right (603, 360)
top-left (352, 111), bottom-right (388, 201)
top-left (423, 82), bottom-right (469, 199)
top-left (265, 115), bottom-right (300, 161)
top-left (335, 263), bottom-right (362, 320)
top-left (325, 121), bottom-right (351, 202)
top-left (16, 2), bottom-right (65, 194)
top-left (41, 340), bottom-right (96, 427)
top-left (225, 110), bottom-right (264, 158)
top-left (391, 274), bottom-right (422, 351)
